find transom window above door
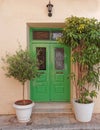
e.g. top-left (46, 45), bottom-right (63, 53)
top-left (32, 29), bottom-right (63, 41)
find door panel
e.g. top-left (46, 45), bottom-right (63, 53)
top-left (50, 44), bottom-right (70, 101)
top-left (30, 43), bottom-right (70, 102)
top-left (30, 44), bottom-right (50, 101)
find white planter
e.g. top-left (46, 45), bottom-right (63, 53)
top-left (13, 100), bottom-right (35, 123)
top-left (72, 99), bottom-right (94, 122)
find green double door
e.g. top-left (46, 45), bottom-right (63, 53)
top-left (30, 43), bottom-right (70, 102)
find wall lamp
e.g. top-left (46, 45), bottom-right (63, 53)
top-left (46, 0), bottom-right (53, 17)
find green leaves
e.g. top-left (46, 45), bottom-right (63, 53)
top-left (2, 47), bottom-right (39, 85)
top-left (59, 16), bottom-right (100, 103)
top-left (90, 90), bottom-right (98, 99)
top-left (60, 16), bottom-right (100, 49)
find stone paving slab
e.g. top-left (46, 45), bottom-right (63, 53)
top-left (0, 113), bottom-right (100, 130)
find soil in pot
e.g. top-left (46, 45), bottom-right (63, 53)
top-left (15, 100), bottom-right (32, 105)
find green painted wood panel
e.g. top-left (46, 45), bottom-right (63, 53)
top-left (30, 27), bottom-right (70, 102)
top-left (30, 44), bottom-right (50, 101)
top-left (30, 43), bottom-right (70, 102)
top-left (50, 44), bottom-right (70, 101)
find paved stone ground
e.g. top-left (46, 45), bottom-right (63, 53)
top-left (0, 113), bottom-right (100, 130)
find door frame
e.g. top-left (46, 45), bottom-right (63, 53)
top-left (29, 27), bottom-right (71, 102)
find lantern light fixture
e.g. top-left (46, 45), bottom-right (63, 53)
top-left (46, 0), bottom-right (53, 17)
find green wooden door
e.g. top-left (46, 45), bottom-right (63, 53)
top-left (50, 44), bottom-right (70, 101)
top-left (30, 42), bottom-right (70, 102)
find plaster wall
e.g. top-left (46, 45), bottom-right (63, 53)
top-left (0, 0), bottom-right (100, 114)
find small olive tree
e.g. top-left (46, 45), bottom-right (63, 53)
top-left (59, 16), bottom-right (100, 103)
top-left (2, 47), bottom-right (39, 104)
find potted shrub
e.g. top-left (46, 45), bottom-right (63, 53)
top-left (59, 16), bottom-right (100, 122)
top-left (2, 46), bottom-right (39, 123)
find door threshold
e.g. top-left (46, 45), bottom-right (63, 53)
top-left (32, 102), bottom-right (73, 114)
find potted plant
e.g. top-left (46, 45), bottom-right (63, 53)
top-left (2, 46), bottom-right (39, 123)
top-left (59, 16), bottom-right (100, 122)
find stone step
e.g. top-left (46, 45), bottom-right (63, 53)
top-left (32, 102), bottom-right (73, 113)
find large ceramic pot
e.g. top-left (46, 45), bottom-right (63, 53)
top-left (13, 100), bottom-right (34, 123)
top-left (72, 99), bottom-right (94, 122)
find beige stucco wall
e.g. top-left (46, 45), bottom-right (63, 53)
top-left (0, 0), bottom-right (100, 114)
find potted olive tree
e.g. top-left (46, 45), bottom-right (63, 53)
top-left (2, 46), bottom-right (39, 123)
top-left (59, 16), bottom-right (100, 122)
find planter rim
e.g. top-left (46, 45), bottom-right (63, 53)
top-left (72, 99), bottom-right (94, 105)
top-left (15, 99), bottom-right (32, 105)
top-left (13, 100), bottom-right (35, 109)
